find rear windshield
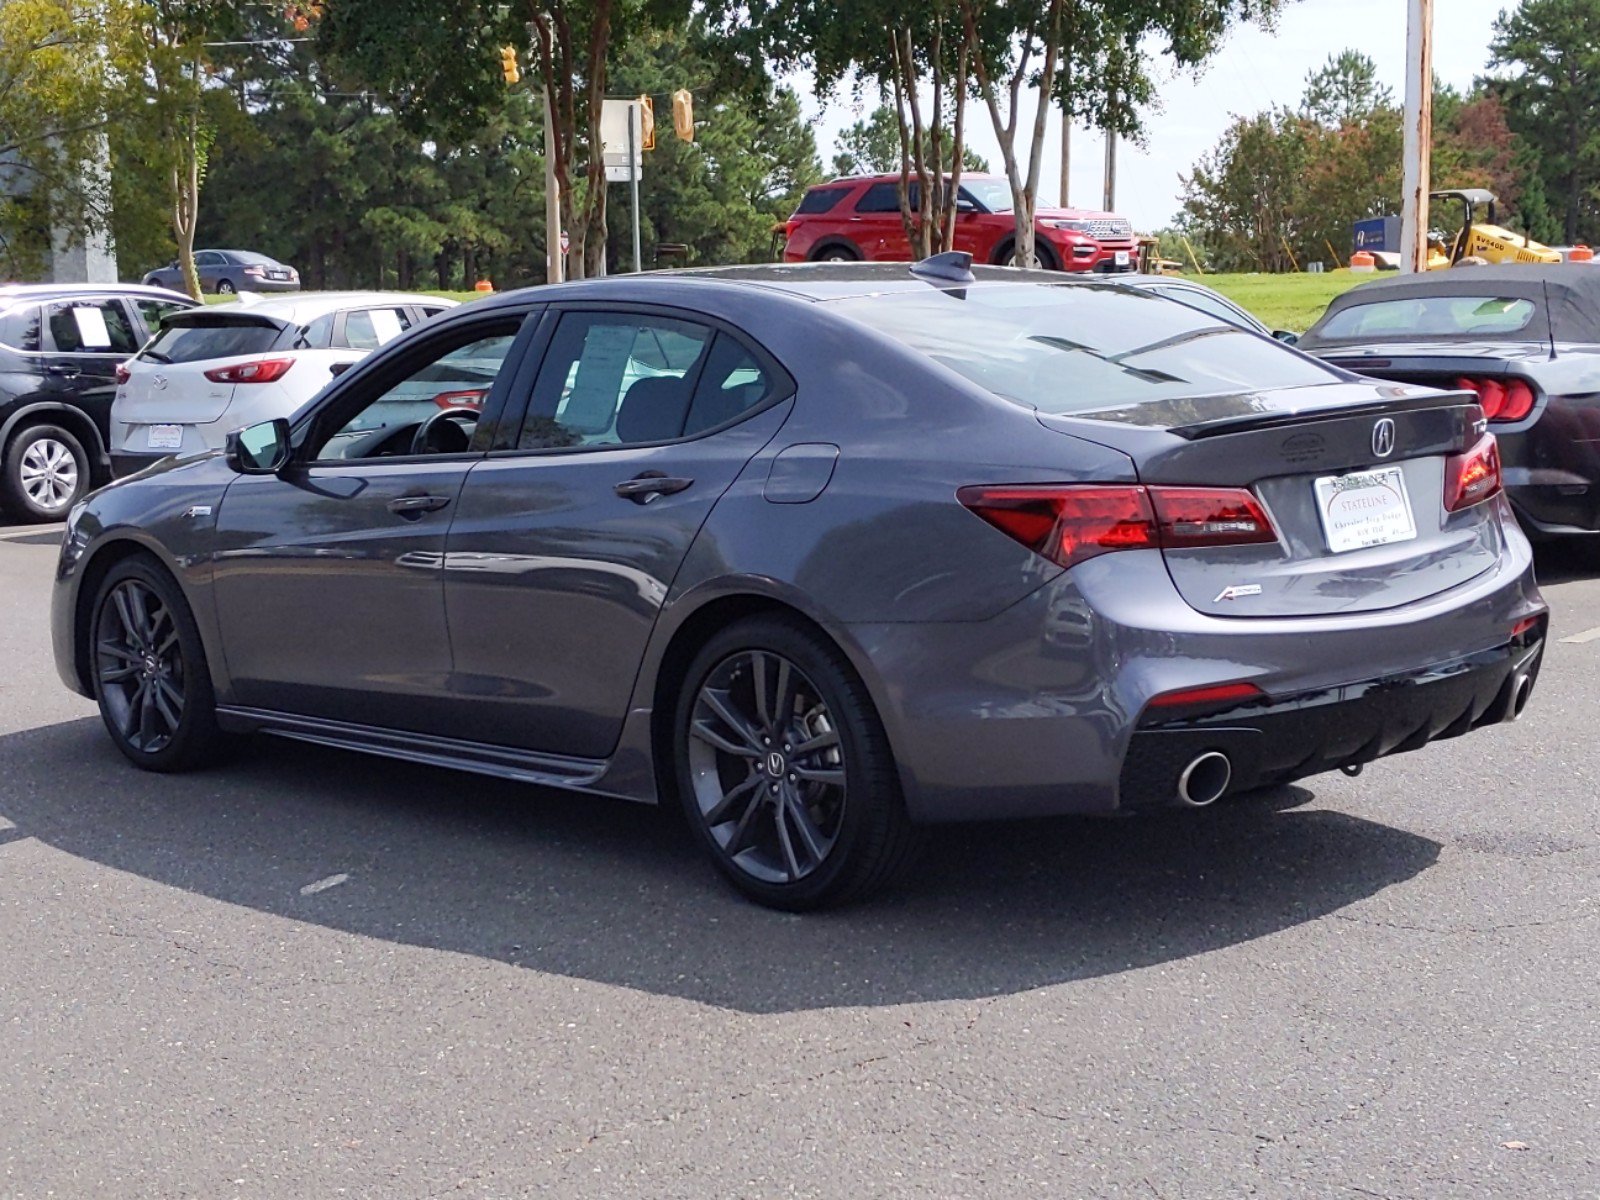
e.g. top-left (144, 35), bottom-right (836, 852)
top-left (1315, 295), bottom-right (1539, 341)
top-left (230, 251), bottom-right (278, 266)
top-left (833, 284), bottom-right (1335, 415)
top-left (141, 320), bottom-right (281, 364)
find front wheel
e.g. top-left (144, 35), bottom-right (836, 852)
top-left (90, 557), bottom-right (225, 772)
top-left (673, 616), bottom-right (921, 910)
top-left (1, 423), bottom-right (90, 522)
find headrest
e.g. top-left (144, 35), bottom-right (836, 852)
top-left (616, 375), bottom-right (692, 444)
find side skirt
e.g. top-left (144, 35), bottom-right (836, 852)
top-left (215, 705), bottom-right (628, 797)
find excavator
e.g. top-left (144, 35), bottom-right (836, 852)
top-left (1426, 189), bottom-right (1561, 269)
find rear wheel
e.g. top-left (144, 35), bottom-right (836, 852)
top-left (811, 245), bottom-right (859, 263)
top-left (216, 279), bottom-right (236, 295)
top-left (1, 423), bottom-right (90, 522)
top-left (673, 616), bottom-right (921, 910)
top-left (90, 557), bottom-right (224, 772)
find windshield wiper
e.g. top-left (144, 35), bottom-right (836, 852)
top-left (141, 351), bottom-right (172, 364)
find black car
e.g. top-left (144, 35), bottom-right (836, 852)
top-left (0, 284), bottom-right (195, 521)
top-left (143, 250), bottom-right (300, 295)
top-left (1299, 265), bottom-right (1600, 542)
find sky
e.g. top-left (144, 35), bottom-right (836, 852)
top-left (792, 0), bottom-right (1515, 230)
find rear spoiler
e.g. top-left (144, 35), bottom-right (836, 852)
top-left (1167, 388), bottom-right (1478, 440)
top-left (161, 309), bottom-right (287, 330)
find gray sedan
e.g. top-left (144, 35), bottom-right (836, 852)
top-left (51, 259), bottom-right (1548, 909)
top-left (142, 249), bottom-right (300, 294)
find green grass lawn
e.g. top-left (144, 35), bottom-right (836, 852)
top-left (201, 272), bottom-right (1373, 332)
top-left (1188, 270), bottom-right (1381, 333)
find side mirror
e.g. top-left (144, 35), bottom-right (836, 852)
top-left (1272, 330), bottom-right (1299, 345)
top-left (954, 197), bottom-right (977, 214)
top-left (329, 360), bottom-right (355, 378)
top-left (225, 418), bottom-right (291, 475)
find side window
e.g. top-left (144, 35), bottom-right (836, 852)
top-left (1156, 286), bottom-right (1253, 331)
top-left (44, 299), bottom-right (140, 355)
top-left (518, 313), bottom-right (713, 450)
top-left (795, 188), bottom-right (848, 215)
top-left (339, 306), bottom-right (413, 351)
top-left (194, 251), bottom-right (223, 267)
top-left (0, 304), bottom-right (42, 352)
top-left (682, 335), bottom-right (778, 437)
top-left (855, 183), bottom-right (901, 214)
top-left (313, 326), bottom-right (520, 462)
top-left (301, 312), bottom-right (336, 348)
top-left (133, 299), bottom-right (189, 334)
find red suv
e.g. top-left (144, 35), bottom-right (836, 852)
top-left (781, 173), bottom-right (1138, 272)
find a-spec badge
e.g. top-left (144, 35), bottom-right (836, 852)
top-left (1372, 417), bottom-right (1397, 459)
top-left (1214, 584), bottom-right (1263, 603)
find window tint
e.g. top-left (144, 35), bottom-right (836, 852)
top-left (301, 312), bottom-right (336, 349)
top-left (683, 336), bottom-right (777, 436)
top-left (340, 306), bottom-right (413, 350)
top-left (194, 252), bottom-right (224, 267)
top-left (133, 299), bottom-right (190, 333)
top-left (796, 188), bottom-right (849, 215)
top-left (959, 179), bottom-right (1012, 213)
top-left (1316, 296), bottom-right (1538, 340)
top-left (316, 328), bottom-right (519, 461)
top-left (141, 320), bottom-right (280, 364)
top-left (519, 313), bottom-right (714, 449)
top-left (44, 299), bottom-right (140, 354)
top-left (0, 305), bottom-right (42, 352)
top-left (855, 183), bottom-right (902, 213)
top-left (833, 284), bottom-right (1335, 416)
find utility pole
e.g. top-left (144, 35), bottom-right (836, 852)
top-left (1399, 0), bottom-right (1433, 273)
top-left (1059, 115), bottom-right (1070, 208)
top-left (543, 88), bottom-right (564, 284)
top-left (628, 102), bottom-right (643, 273)
top-left (1103, 131), bottom-right (1117, 212)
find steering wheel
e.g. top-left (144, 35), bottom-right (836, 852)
top-left (410, 408), bottom-right (478, 456)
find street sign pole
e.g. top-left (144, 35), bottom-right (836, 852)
top-left (629, 103), bottom-right (643, 273)
top-left (1400, 0), bottom-right (1433, 274)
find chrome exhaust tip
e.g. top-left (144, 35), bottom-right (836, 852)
top-left (1176, 751), bottom-right (1232, 808)
top-left (1506, 672), bottom-right (1533, 723)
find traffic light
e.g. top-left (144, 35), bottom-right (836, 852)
top-left (638, 95), bottom-right (655, 151)
top-left (499, 46), bottom-right (520, 86)
top-left (672, 89), bottom-right (693, 142)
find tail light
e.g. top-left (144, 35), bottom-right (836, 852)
top-left (1443, 433), bottom-right (1502, 511)
top-left (432, 388), bottom-right (486, 410)
top-left (957, 484), bottom-right (1278, 570)
top-left (204, 357), bottom-right (295, 384)
top-left (1453, 376), bottom-right (1536, 422)
top-left (243, 265), bottom-right (265, 277)
top-left (115, 362), bottom-right (130, 385)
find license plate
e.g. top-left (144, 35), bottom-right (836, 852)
top-left (269, 271), bottom-right (288, 279)
top-left (146, 424), bottom-right (183, 450)
top-left (1114, 250), bottom-right (1130, 266)
top-left (1313, 465), bottom-right (1417, 553)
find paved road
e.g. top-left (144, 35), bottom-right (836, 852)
top-left (2, 521), bottom-right (1597, 1199)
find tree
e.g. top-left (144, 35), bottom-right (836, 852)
top-left (1489, 0), bottom-right (1600, 244)
top-left (831, 106), bottom-right (987, 177)
top-left (1301, 49), bottom-right (1392, 127)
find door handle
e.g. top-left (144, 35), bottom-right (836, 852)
top-left (46, 365), bottom-right (81, 378)
top-left (614, 472), bottom-right (693, 504)
top-left (386, 494), bottom-right (452, 518)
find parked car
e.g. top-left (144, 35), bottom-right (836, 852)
top-left (1109, 274), bottom-right (1303, 342)
top-left (109, 292), bottom-right (458, 478)
top-left (54, 257), bottom-right (1546, 910)
top-left (1298, 264), bottom-right (1600, 540)
top-left (782, 173), bottom-right (1138, 272)
top-left (143, 250), bottom-right (300, 295)
top-left (0, 284), bottom-right (196, 521)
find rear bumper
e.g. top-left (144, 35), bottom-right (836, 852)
top-left (111, 451), bottom-right (171, 479)
top-left (1118, 628), bottom-right (1545, 808)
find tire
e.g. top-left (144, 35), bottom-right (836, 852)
top-left (142, 276), bottom-right (162, 288)
top-left (672, 615), bottom-right (922, 910)
top-left (1, 423), bottom-right (90, 522)
top-left (811, 246), bottom-right (858, 263)
top-left (993, 240), bottom-right (1059, 270)
top-left (89, 556), bottom-right (225, 773)
top-left (216, 279), bottom-right (236, 295)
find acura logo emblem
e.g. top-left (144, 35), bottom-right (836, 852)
top-left (1372, 417), bottom-right (1396, 458)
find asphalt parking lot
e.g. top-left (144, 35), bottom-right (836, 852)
top-left (2, 520), bottom-right (1597, 1200)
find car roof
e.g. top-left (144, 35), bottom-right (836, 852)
top-left (201, 291), bottom-right (460, 325)
top-left (818, 172), bottom-right (1004, 187)
top-left (0, 282), bottom-right (195, 306)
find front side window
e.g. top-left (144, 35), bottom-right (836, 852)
top-left (44, 300), bottom-right (140, 355)
top-left (134, 299), bottom-right (190, 333)
top-left (958, 179), bottom-right (1013, 213)
top-left (315, 327), bottom-right (519, 461)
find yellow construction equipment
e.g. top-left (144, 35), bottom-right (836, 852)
top-left (1427, 189), bottom-right (1560, 269)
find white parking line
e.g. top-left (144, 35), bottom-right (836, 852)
top-left (298, 873), bottom-right (350, 896)
top-left (1559, 626), bottom-right (1600, 645)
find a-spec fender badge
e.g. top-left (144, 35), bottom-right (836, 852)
top-left (1214, 584), bottom-right (1263, 603)
top-left (183, 505), bottom-right (213, 519)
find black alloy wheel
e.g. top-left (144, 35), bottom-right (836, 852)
top-left (91, 557), bottom-right (223, 771)
top-left (675, 616), bottom-right (920, 910)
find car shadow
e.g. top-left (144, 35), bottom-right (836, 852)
top-left (0, 719), bottom-right (1441, 1014)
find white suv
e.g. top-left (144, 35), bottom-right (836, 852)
top-left (109, 292), bottom-right (457, 477)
